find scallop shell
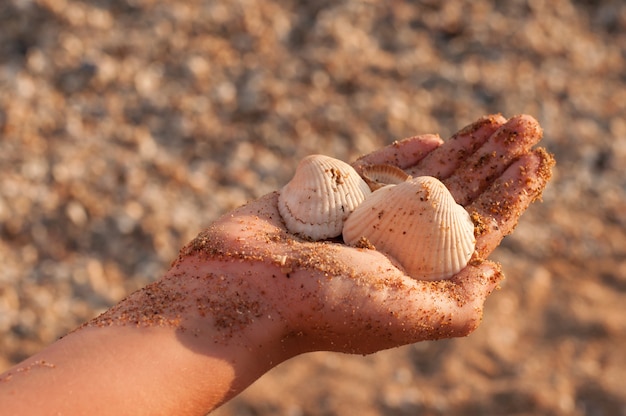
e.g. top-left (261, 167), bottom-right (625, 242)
top-left (278, 154), bottom-right (372, 240)
top-left (342, 176), bottom-right (476, 281)
top-left (361, 164), bottom-right (411, 191)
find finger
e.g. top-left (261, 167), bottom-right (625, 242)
top-left (407, 113), bottom-right (507, 179)
top-left (444, 114), bottom-right (544, 205)
top-left (368, 259), bottom-right (504, 345)
top-left (468, 148), bottom-right (555, 259)
top-left (352, 134), bottom-right (443, 172)
top-left (447, 259), bottom-right (505, 336)
top-left (453, 259), bottom-right (504, 298)
top-left (302, 254), bottom-right (506, 353)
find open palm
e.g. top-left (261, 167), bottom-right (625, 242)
top-left (178, 114), bottom-right (554, 356)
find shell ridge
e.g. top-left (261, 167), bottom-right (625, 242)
top-left (318, 162), bottom-right (335, 224)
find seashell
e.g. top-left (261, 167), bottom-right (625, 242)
top-left (361, 164), bottom-right (412, 191)
top-left (343, 176), bottom-right (475, 281)
top-left (279, 154), bottom-right (372, 240)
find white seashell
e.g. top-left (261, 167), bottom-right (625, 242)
top-left (361, 164), bottom-right (412, 191)
top-left (279, 154), bottom-right (372, 240)
top-left (343, 176), bottom-right (475, 281)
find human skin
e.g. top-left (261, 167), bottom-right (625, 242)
top-left (0, 114), bottom-right (554, 415)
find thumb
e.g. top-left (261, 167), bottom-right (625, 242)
top-left (448, 260), bottom-right (505, 337)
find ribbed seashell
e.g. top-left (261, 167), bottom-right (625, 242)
top-left (342, 176), bottom-right (476, 281)
top-left (361, 164), bottom-right (411, 191)
top-left (278, 154), bottom-right (372, 240)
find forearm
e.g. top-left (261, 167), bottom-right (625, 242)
top-left (1, 327), bottom-right (231, 415)
top-left (0, 259), bottom-right (289, 416)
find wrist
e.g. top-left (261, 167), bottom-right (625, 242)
top-left (163, 254), bottom-right (295, 359)
top-left (109, 256), bottom-right (294, 399)
top-left (163, 255), bottom-right (297, 408)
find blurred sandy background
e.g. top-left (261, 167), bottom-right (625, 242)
top-left (1, 0), bottom-right (625, 414)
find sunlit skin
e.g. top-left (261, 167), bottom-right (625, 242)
top-left (0, 114), bottom-right (554, 415)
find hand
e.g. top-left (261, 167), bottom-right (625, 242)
top-left (0, 114), bottom-right (554, 415)
top-left (153, 113), bottom-right (554, 356)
